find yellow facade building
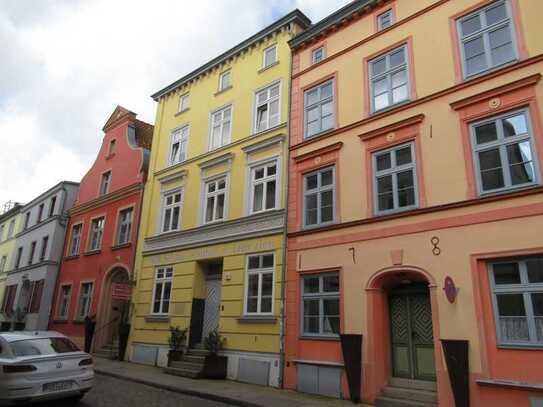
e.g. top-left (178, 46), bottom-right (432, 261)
top-left (0, 204), bottom-right (23, 329)
top-left (127, 11), bottom-right (310, 387)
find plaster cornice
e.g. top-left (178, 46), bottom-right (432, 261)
top-left (69, 183), bottom-right (143, 216)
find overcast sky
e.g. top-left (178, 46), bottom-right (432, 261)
top-left (0, 0), bottom-right (350, 206)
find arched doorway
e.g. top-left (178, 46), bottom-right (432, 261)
top-left (95, 266), bottom-right (131, 351)
top-left (365, 267), bottom-right (441, 403)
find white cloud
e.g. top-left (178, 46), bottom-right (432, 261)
top-left (0, 0), bottom-right (348, 205)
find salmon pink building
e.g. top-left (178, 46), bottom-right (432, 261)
top-left (49, 106), bottom-right (152, 355)
top-left (284, 0), bottom-right (543, 406)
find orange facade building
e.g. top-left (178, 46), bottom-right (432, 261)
top-left (284, 0), bottom-right (543, 406)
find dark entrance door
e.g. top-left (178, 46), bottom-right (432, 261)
top-left (389, 284), bottom-right (436, 381)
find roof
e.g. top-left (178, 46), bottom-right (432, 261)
top-left (103, 105), bottom-right (137, 132)
top-left (0, 204), bottom-right (23, 223)
top-left (289, 0), bottom-right (375, 50)
top-left (1, 331), bottom-right (67, 342)
top-left (151, 9), bottom-right (311, 101)
top-left (20, 181), bottom-right (79, 212)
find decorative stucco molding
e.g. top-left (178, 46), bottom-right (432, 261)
top-left (143, 209), bottom-right (285, 255)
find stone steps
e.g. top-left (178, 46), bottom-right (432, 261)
top-left (383, 387), bottom-right (438, 404)
top-left (164, 366), bottom-right (202, 379)
top-left (375, 379), bottom-right (438, 407)
top-left (375, 396), bottom-right (437, 407)
top-left (163, 348), bottom-right (209, 379)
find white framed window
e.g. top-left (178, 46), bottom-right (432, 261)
top-left (304, 80), bottom-right (335, 138)
top-left (116, 207), bottom-right (133, 245)
top-left (245, 253), bottom-right (274, 315)
top-left (178, 94), bottom-right (189, 112)
top-left (89, 217), bottom-right (105, 251)
top-left (457, 0), bottom-right (517, 79)
top-left (152, 267), bottom-right (173, 315)
top-left (373, 142), bottom-right (418, 215)
top-left (37, 203), bottom-right (44, 223)
top-left (24, 212), bottom-right (30, 229)
top-left (489, 258), bottom-right (543, 346)
top-left (169, 125), bottom-right (189, 165)
top-left (369, 45), bottom-right (410, 113)
top-left (302, 273), bottom-right (340, 336)
top-left (8, 219), bottom-right (15, 238)
top-left (303, 166), bottom-right (335, 228)
top-left (57, 285), bottom-right (72, 320)
top-left (219, 70), bottom-right (231, 91)
top-left (209, 105), bottom-right (232, 151)
top-left (250, 160), bottom-right (278, 214)
top-left (28, 241), bottom-right (36, 265)
top-left (76, 282), bottom-right (93, 320)
top-left (69, 224), bottom-right (82, 256)
top-left (48, 196), bottom-right (57, 217)
top-left (312, 46), bottom-right (325, 64)
top-left (0, 224), bottom-right (4, 242)
top-left (39, 236), bottom-right (48, 262)
top-left (0, 256), bottom-right (7, 273)
top-left (204, 177), bottom-right (227, 224)
top-left (377, 9), bottom-right (394, 31)
top-left (263, 45), bottom-right (277, 68)
top-left (161, 190), bottom-right (183, 233)
top-left (470, 109), bottom-right (539, 194)
top-left (14, 247), bottom-right (22, 269)
top-left (254, 82), bottom-right (281, 133)
top-left (100, 171), bottom-right (111, 196)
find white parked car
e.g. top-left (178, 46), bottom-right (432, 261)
top-left (0, 331), bottom-right (94, 405)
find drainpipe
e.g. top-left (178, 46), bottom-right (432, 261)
top-left (278, 25), bottom-right (296, 390)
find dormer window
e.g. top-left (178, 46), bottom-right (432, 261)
top-left (219, 70), bottom-right (231, 92)
top-left (312, 46), bottom-right (325, 64)
top-left (263, 45), bottom-right (277, 68)
top-left (100, 171), bottom-right (111, 196)
top-left (108, 139), bottom-right (116, 156)
top-left (377, 9), bottom-right (394, 31)
top-left (179, 94), bottom-right (189, 112)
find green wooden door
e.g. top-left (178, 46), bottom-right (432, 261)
top-left (389, 286), bottom-right (436, 381)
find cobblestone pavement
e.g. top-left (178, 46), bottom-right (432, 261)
top-left (34, 375), bottom-right (232, 407)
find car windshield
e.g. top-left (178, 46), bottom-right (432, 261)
top-left (10, 337), bottom-right (80, 357)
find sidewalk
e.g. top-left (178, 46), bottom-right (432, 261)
top-left (94, 357), bottom-right (369, 407)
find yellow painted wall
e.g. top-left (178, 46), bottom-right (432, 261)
top-left (0, 211), bottom-right (22, 310)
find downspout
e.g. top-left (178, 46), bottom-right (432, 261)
top-left (279, 24), bottom-right (296, 390)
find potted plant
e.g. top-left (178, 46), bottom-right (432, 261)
top-left (167, 326), bottom-right (187, 366)
top-left (203, 329), bottom-right (227, 379)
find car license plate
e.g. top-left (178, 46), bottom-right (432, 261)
top-left (43, 381), bottom-right (73, 392)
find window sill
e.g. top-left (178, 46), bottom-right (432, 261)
top-left (299, 335), bottom-right (340, 341)
top-left (174, 108), bottom-right (190, 117)
top-left (258, 61), bottom-right (279, 74)
top-left (145, 315), bottom-right (170, 323)
top-left (304, 127), bottom-right (336, 141)
top-left (302, 221), bottom-right (336, 231)
top-left (237, 315), bottom-right (277, 324)
top-left (476, 378), bottom-right (543, 391)
top-left (64, 255), bottom-right (80, 261)
top-left (375, 205), bottom-right (419, 217)
top-left (478, 183), bottom-right (540, 198)
top-left (463, 59), bottom-right (519, 83)
top-left (371, 99), bottom-right (411, 116)
top-left (105, 153), bottom-right (116, 160)
top-left (496, 344), bottom-right (543, 351)
top-left (214, 86), bottom-right (232, 97)
top-left (111, 242), bottom-right (131, 251)
top-left (84, 250), bottom-right (101, 257)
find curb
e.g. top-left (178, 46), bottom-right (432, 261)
top-left (95, 368), bottom-right (262, 407)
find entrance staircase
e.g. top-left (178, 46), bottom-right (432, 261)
top-left (163, 346), bottom-right (209, 379)
top-left (375, 378), bottom-right (438, 407)
top-left (93, 340), bottom-right (119, 360)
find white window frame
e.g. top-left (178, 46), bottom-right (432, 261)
top-left (116, 207), bottom-right (133, 245)
top-left (312, 46), bottom-right (325, 64)
top-left (169, 125), bottom-right (189, 165)
top-left (262, 45), bottom-right (277, 68)
top-left (100, 171), bottom-right (111, 196)
top-left (209, 105), bottom-right (233, 151)
top-left (303, 166), bottom-right (336, 228)
top-left (0, 256), bottom-right (7, 273)
top-left (248, 158), bottom-right (280, 214)
top-left (489, 258), bottom-right (543, 347)
top-left (76, 282), bottom-right (93, 320)
top-left (89, 217), bottom-right (105, 251)
top-left (377, 9), bottom-right (394, 31)
top-left (39, 236), bottom-right (48, 262)
top-left (470, 108), bottom-right (540, 195)
top-left (218, 70), bottom-right (231, 91)
top-left (301, 272), bottom-right (340, 337)
top-left (69, 223), bottom-right (82, 256)
top-left (178, 93), bottom-right (189, 112)
top-left (7, 219), bottom-right (15, 238)
top-left (160, 189), bottom-right (183, 233)
top-left (304, 80), bottom-right (335, 139)
top-left (372, 142), bottom-right (419, 215)
top-left (14, 247), bottom-right (22, 269)
top-left (48, 196), bottom-right (57, 217)
top-left (369, 44), bottom-right (410, 113)
top-left (151, 267), bottom-right (173, 315)
top-left (457, 0), bottom-right (518, 79)
top-left (0, 224), bottom-right (4, 242)
top-left (254, 81), bottom-right (281, 133)
top-left (244, 253), bottom-right (275, 315)
top-left (57, 284), bottom-right (72, 320)
top-left (202, 175), bottom-right (228, 224)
